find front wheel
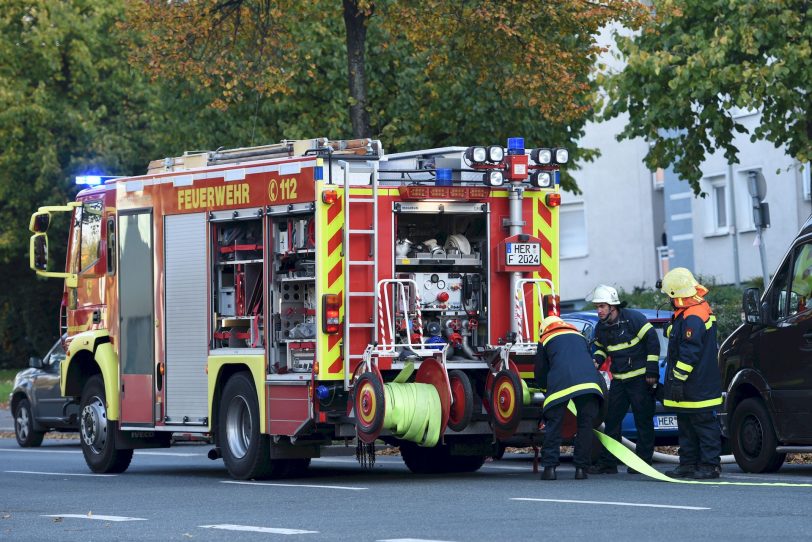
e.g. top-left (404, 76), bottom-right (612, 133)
top-left (731, 397), bottom-right (786, 473)
top-left (80, 375), bottom-right (133, 473)
top-left (14, 398), bottom-right (45, 448)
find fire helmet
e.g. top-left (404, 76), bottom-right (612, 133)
top-left (585, 284), bottom-right (621, 306)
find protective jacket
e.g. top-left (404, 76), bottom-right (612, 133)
top-left (662, 298), bottom-right (723, 412)
top-left (593, 308), bottom-right (660, 380)
top-left (535, 320), bottom-right (604, 412)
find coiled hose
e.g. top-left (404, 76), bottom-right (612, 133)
top-left (383, 382), bottom-right (442, 448)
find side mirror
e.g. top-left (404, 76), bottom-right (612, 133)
top-left (29, 211), bottom-right (51, 233)
top-left (30, 233), bottom-right (48, 271)
top-left (29, 356), bottom-right (43, 368)
top-left (742, 288), bottom-right (762, 324)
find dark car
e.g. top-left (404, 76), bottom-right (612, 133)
top-left (719, 215), bottom-right (812, 473)
top-left (9, 336), bottom-right (78, 447)
top-left (562, 308), bottom-right (678, 444)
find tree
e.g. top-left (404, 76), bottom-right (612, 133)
top-left (604, 0), bottom-right (812, 193)
top-left (126, 0), bottom-right (647, 183)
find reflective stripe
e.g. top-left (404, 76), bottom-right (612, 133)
top-left (665, 325), bottom-right (672, 338)
top-left (646, 355), bottom-right (659, 362)
top-left (544, 382), bottom-right (603, 407)
top-left (594, 350), bottom-right (607, 359)
top-left (636, 322), bottom-right (653, 339)
top-left (675, 361), bottom-right (693, 373)
top-left (613, 367), bottom-right (646, 380)
top-left (594, 340), bottom-right (604, 348)
top-left (663, 396), bottom-right (723, 409)
top-left (607, 336), bottom-right (641, 351)
top-left (705, 315), bottom-right (716, 330)
top-left (673, 371), bottom-right (689, 381)
top-left (541, 328), bottom-right (583, 347)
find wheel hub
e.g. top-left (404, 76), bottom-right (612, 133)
top-left (225, 394), bottom-right (252, 460)
top-left (740, 414), bottom-right (763, 457)
top-left (81, 397), bottom-right (108, 453)
top-left (16, 406), bottom-right (30, 440)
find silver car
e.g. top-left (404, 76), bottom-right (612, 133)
top-left (9, 336), bottom-right (78, 447)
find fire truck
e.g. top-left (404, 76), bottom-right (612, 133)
top-left (28, 136), bottom-right (574, 479)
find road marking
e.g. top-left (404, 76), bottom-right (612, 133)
top-left (377, 539), bottom-right (457, 542)
top-left (138, 451), bottom-right (203, 457)
top-left (200, 524), bottom-right (318, 535)
top-left (479, 464), bottom-right (528, 471)
top-left (222, 480), bottom-right (368, 491)
top-left (7, 470), bottom-right (117, 477)
top-left (43, 514), bottom-right (146, 522)
top-left (0, 448), bottom-right (79, 454)
top-left (511, 498), bottom-right (709, 510)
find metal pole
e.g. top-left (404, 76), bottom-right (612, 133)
top-left (747, 171), bottom-right (770, 286)
top-left (507, 184), bottom-right (525, 336)
top-left (727, 162), bottom-right (741, 287)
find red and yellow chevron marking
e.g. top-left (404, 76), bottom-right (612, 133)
top-left (531, 190), bottom-right (559, 343)
top-left (317, 181), bottom-right (345, 380)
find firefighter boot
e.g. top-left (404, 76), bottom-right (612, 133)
top-left (541, 467), bottom-right (557, 480)
top-left (574, 467), bottom-right (588, 480)
top-left (665, 464), bottom-right (696, 479)
top-left (692, 464), bottom-right (720, 480)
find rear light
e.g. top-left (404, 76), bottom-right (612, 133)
top-left (322, 190), bottom-right (338, 204)
top-left (545, 193), bottom-right (561, 207)
top-left (543, 294), bottom-right (560, 317)
top-left (322, 294), bottom-right (341, 334)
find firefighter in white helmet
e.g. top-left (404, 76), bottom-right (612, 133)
top-left (585, 284), bottom-right (660, 474)
top-left (658, 268), bottom-right (723, 479)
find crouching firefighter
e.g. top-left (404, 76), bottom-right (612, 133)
top-left (535, 316), bottom-right (605, 480)
top-left (659, 268), bottom-right (723, 480)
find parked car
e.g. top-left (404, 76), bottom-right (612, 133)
top-left (562, 308), bottom-right (679, 444)
top-left (719, 214), bottom-right (812, 473)
top-left (9, 336), bottom-right (78, 447)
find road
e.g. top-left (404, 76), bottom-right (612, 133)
top-left (1, 435), bottom-right (811, 541)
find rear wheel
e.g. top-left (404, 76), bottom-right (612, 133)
top-left (220, 372), bottom-right (273, 480)
top-left (80, 375), bottom-right (133, 473)
top-left (731, 397), bottom-right (786, 473)
top-left (14, 398), bottom-right (45, 448)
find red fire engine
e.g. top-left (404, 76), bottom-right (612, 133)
top-left (29, 137), bottom-right (569, 478)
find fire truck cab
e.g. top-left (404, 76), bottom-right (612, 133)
top-left (29, 137), bottom-right (574, 478)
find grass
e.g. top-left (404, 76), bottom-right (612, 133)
top-left (0, 369), bottom-right (17, 408)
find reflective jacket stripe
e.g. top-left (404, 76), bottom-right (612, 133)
top-left (663, 396), bottom-right (723, 409)
top-left (613, 367), bottom-right (646, 380)
top-left (646, 354), bottom-right (659, 362)
top-left (673, 371), bottom-right (689, 381)
top-left (675, 361), bottom-right (693, 373)
top-left (544, 382), bottom-right (603, 408)
top-left (606, 323), bottom-right (653, 352)
top-left (705, 315), bottom-right (716, 329)
top-left (541, 328), bottom-right (584, 347)
top-left (594, 349), bottom-right (607, 360)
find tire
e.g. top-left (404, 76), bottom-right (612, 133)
top-left (401, 442), bottom-right (485, 474)
top-left (219, 372), bottom-right (274, 480)
top-left (14, 398), bottom-right (45, 448)
top-left (80, 375), bottom-right (133, 473)
top-left (731, 397), bottom-right (786, 473)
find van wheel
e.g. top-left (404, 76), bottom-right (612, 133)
top-left (80, 375), bottom-right (133, 473)
top-left (14, 399), bottom-right (45, 447)
top-left (731, 398), bottom-right (786, 473)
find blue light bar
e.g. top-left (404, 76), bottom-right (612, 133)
top-left (76, 175), bottom-right (102, 186)
top-left (507, 137), bottom-right (525, 156)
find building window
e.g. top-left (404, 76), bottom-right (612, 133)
top-left (560, 202), bottom-right (588, 259)
top-left (702, 174), bottom-right (729, 236)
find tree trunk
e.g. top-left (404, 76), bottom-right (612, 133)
top-left (342, 0), bottom-right (371, 138)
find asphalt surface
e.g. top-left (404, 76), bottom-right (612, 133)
top-left (1, 432), bottom-right (812, 542)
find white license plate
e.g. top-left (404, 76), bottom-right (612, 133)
top-left (654, 415), bottom-right (678, 429)
top-left (506, 242), bottom-right (540, 266)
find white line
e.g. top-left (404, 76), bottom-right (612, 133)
top-left (138, 451), bottom-right (203, 457)
top-left (511, 498), bottom-right (709, 510)
top-left (200, 524), bottom-right (318, 535)
top-left (378, 539), bottom-right (457, 542)
top-left (7, 470), bottom-right (117, 477)
top-left (222, 480), bottom-right (368, 491)
top-left (0, 448), bottom-right (80, 454)
top-left (43, 514), bottom-right (146, 522)
top-left (479, 464), bottom-right (529, 471)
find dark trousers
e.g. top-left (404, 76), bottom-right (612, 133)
top-left (677, 411), bottom-right (721, 467)
top-left (541, 394), bottom-right (600, 468)
top-left (596, 376), bottom-right (655, 467)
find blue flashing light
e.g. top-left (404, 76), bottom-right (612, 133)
top-left (435, 168), bottom-right (453, 187)
top-left (76, 175), bottom-right (102, 186)
top-left (316, 385), bottom-right (330, 400)
top-left (314, 166), bottom-right (323, 181)
top-left (507, 137), bottom-right (525, 156)
top-left (554, 170), bottom-right (561, 185)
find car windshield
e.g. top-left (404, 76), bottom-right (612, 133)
top-left (47, 339), bottom-right (66, 365)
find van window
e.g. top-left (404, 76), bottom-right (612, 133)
top-left (79, 201), bottom-right (103, 273)
top-left (769, 260), bottom-right (791, 321)
top-left (789, 242), bottom-right (812, 315)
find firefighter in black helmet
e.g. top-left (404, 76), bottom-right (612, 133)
top-left (535, 316), bottom-right (605, 481)
top-left (659, 268), bottom-right (723, 479)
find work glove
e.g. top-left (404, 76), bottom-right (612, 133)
top-left (670, 382), bottom-right (684, 402)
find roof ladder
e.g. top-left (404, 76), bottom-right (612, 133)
top-left (339, 160), bottom-right (380, 390)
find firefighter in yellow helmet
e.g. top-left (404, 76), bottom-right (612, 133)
top-left (659, 268), bottom-right (723, 479)
top-left (535, 316), bottom-right (605, 480)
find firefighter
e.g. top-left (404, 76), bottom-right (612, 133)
top-left (659, 268), bottom-right (723, 480)
top-left (535, 315), bottom-right (605, 481)
top-left (585, 284), bottom-right (660, 474)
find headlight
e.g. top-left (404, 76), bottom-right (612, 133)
top-left (484, 170), bottom-right (504, 187)
top-left (554, 148), bottom-right (569, 164)
top-left (465, 146), bottom-right (487, 164)
top-left (487, 145), bottom-right (505, 163)
top-left (531, 148), bottom-right (552, 165)
top-left (529, 171), bottom-right (552, 188)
